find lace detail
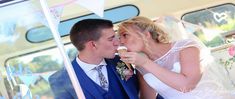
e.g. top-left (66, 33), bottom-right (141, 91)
top-left (142, 39), bottom-right (234, 99)
top-left (154, 42), bottom-right (175, 65)
top-left (154, 39), bottom-right (200, 70)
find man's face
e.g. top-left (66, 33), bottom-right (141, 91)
top-left (94, 28), bottom-right (119, 59)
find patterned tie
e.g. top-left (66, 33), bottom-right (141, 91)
top-left (95, 65), bottom-right (108, 91)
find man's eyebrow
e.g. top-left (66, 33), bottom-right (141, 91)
top-left (108, 35), bottom-right (115, 39)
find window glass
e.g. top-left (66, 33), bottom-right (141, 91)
top-left (26, 5), bottom-right (139, 43)
top-left (182, 4), bottom-right (235, 86)
top-left (182, 4), bottom-right (235, 47)
top-left (0, 0), bottom-right (62, 98)
top-left (5, 44), bottom-right (77, 99)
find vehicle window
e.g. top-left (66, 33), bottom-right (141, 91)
top-left (26, 5), bottom-right (139, 43)
top-left (182, 4), bottom-right (235, 48)
top-left (5, 44), bottom-right (76, 99)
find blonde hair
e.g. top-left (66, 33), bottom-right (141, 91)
top-left (118, 16), bottom-right (169, 43)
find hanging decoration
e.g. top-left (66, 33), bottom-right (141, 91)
top-left (18, 75), bottom-right (39, 87)
top-left (40, 71), bottom-right (55, 82)
top-left (76, 0), bottom-right (105, 17)
top-left (36, 5), bottom-right (64, 30)
top-left (0, 20), bottom-right (19, 43)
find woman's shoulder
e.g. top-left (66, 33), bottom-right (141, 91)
top-left (173, 39), bottom-right (201, 51)
top-left (175, 39), bottom-right (198, 46)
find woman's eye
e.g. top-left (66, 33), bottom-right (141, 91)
top-left (123, 33), bottom-right (128, 38)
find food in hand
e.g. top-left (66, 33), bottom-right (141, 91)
top-left (117, 46), bottom-right (132, 70)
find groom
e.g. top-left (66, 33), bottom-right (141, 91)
top-left (49, 19), bottom-right (139, 99)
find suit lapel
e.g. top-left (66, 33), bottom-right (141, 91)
top-left (71, 59), bottom-right (103, 98)
top-left (105, 59), bottom-right (135, 99)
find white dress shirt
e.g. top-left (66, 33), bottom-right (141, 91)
top-left (76, 57), bottom-right (109, 86)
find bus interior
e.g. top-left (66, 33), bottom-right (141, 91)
top-left (0, 0), bottom-right (235, 98)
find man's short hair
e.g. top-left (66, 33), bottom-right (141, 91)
top-left (70, 19), bottom-right (113, 51)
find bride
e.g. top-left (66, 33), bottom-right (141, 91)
top-left (117, 16), bottom-right (234, 99)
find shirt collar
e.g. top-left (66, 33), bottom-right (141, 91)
top-left (76, 57), bottom-right (107, 72)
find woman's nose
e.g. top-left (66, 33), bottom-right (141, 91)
top-left (119, 37), bottom-right (125, 45)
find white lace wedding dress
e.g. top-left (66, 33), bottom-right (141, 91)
top-left (138, 39), bottom-right (234, 99)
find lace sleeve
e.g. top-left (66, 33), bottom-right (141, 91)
top-left (173, 39), bottom-right (213, 68)
top-left (172, 39), bottom-right (202, 52)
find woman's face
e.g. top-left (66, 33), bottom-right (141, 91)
top-left (118, 25), bottom-right (145, 52)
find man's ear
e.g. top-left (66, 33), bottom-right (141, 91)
top-left (86, 41), bottom-right (97, 49)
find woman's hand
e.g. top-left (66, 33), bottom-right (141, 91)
top-left (119, 52), bottom-right (150, 67)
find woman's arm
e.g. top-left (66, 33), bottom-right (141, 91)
top-left (142, 47), bottom-right (202, 92)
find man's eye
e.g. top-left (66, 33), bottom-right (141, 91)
top-left (108, 37), bottom-right (115, 41)
top-left (108, 38), bottom-right (113, 41)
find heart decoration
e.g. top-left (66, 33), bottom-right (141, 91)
top-left (76, 0), bottom-right (104, 17)
top-left (213, 12), bottom-right (228, 23)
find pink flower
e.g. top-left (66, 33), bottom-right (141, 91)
top-left (228, 45), bottom-right (235, 56)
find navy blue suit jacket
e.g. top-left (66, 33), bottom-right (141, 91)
top-left (49, 56), bottom-right (139, 99)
